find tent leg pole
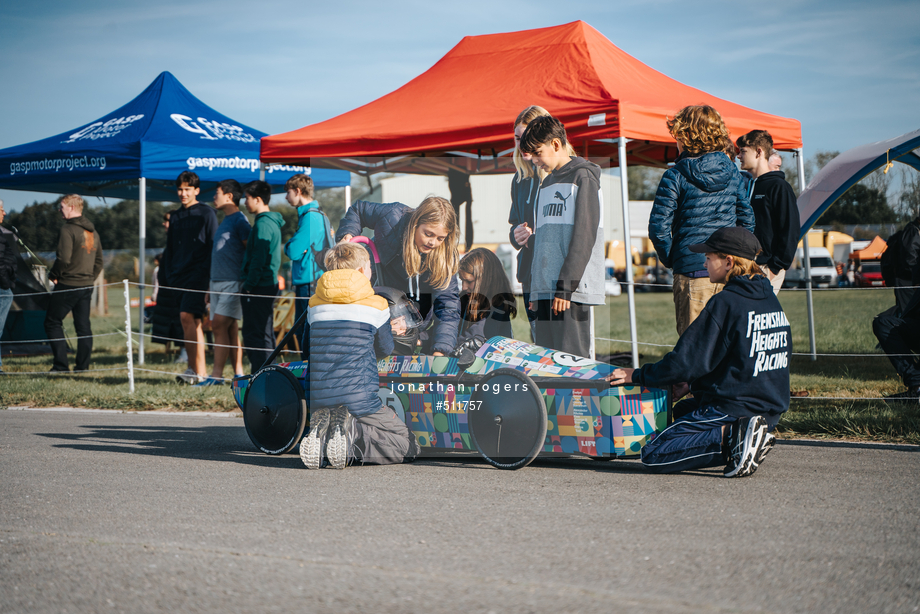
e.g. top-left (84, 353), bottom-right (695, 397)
top-left (138, 177), bottom-right (146, 366)
top-left (796, 149), bottom-right (817, 361)
top-left (618, 138), bottom-right (639, 369)
top-left (345, 185), bottom-right (352, 210)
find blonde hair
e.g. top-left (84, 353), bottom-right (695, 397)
top-left (667, 105), bottom-right (732, 156)
top-left (713, 252), bottom-right (762, 282)
top-left (512, 106), bottom-right (576, 182)
top-left (61, 194), bottom-right (84, 213)
top-left (325, 242), bottom-right (370, 271)
top-left (401, 196), bottom-right (459, 289)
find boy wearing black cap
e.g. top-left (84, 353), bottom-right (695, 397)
top-left (607, 227), bottom-right (791, 477)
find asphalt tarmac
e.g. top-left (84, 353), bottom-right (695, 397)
top-left (0, 408), bottom-right (918, 614)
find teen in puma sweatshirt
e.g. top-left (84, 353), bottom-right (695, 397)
top-left (519, 115), bottom-right (604, 357)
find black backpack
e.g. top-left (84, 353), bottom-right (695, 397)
top-left (881, 221), bottom-right (919, 286)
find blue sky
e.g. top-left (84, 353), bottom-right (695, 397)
top-left (1, 0), bottom-right (918, 211)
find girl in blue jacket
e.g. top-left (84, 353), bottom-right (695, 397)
top-left (337, 196), bottom-right (461, 356)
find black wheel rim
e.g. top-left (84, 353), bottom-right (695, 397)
top-left (243, 365), bottom-right (307, 455)
top-left (468, 368), bottom-right (546, 470)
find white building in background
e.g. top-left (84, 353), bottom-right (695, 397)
top-left (378, 171), bottom-right (653, 251)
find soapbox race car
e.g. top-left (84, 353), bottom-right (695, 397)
top-left (232, 336), bottom-right (671, 470)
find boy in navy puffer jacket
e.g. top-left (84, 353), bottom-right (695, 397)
top-left (299, 242), bottom-right (418, 470)
top-left (649, 105), bottom-right (754, 336)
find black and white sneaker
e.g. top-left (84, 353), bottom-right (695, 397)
top-left (326, 407), bottom-right (354, 470)
top-left (754, 432), bottom-right (776, 467)
top-left (300, 408), bottom-right (332, 470)
top-left (724, 416), bottom-right (768, 478)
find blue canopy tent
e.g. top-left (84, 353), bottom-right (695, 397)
top-left (0, 71), bottom-right (350, 363)
top-left (798, 129), bottom-right (920, 236)
top-left (794, 129), bottom-right (920, 360)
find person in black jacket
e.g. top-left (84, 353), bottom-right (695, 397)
top-left (873, 215), bottom-right (920, 400)
top-left (737, 130), bottom-right (799, 294)
top-left (607, 227), bottom-right (789, 477)
top-left (0, 200), bottom-right (18, 373)
top-left (161, 172), bottom-right (218, 384)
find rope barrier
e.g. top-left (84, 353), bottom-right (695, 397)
top-left (595, 337), bottom-right (917, 357)
top-left (609, 280), bottom-right (920, 291)
top-left (134, 331), bottom-right (297, 354)
top-left (131, 366), bottom-right (235, 382)
top-left (0, 367), bottom-right (127, 376)
top-left (128, 281), bottom-right (287, 300)
top-left (12, 281), bottom-right (125, 298)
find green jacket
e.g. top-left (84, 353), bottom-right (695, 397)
top-left (240, 211), bottom-right (284, 290)
top-left (49, 216), bottom-right (103, 287)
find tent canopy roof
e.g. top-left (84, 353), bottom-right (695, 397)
top-left (0, 71), bottom-right (349, 200)
top-left (261, 21), bottom-right (802, 176)
top-left (797, 128), bottom-right (920, 236)
top-left (852, 236), bottom-right (888, 261)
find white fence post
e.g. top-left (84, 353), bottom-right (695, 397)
top-left (123, 279), bottom-right (135, 394)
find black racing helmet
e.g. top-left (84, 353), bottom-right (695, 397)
top-left (374, 286), bottom-right (424, 355)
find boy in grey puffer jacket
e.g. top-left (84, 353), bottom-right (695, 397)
top-left (649, 105), bottom-right (753, 335)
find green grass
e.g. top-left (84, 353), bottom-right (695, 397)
top-left (2, 285), bottom-right (917, 444)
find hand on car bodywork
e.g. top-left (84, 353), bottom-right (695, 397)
top-left (606, 368), bottom-right (634, 386)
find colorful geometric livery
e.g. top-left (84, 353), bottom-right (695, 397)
top-left (231, 337), bottom-right (669, 459)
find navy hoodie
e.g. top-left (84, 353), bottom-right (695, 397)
top-left (632, 275), bottom-right (791, 427)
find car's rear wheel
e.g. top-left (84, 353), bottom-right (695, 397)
top-left (468, 369), bottom-right (546, 470)
top-left (243, 365), bottom-right (308, 455)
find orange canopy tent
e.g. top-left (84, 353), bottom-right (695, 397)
top-left (852, 236), bottom-right (888, 261)
top-left (261, 20), bottom-right (802, 175)
top-left (262, 20), bottom-right (806, 367)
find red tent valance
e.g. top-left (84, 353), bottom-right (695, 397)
top-left (262, 21), bottom-right (802, 175)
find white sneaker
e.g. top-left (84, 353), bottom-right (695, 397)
top-left (724, 416), bottom-right (768, 478)
top-left (174, 348), bottom-right (188, 364)
top-left (175, 368), bottom-right (202, 385)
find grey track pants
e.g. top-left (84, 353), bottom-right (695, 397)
top-left (354, 405), bottom-right (413, 465)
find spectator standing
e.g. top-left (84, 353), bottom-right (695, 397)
top-left (44, 194), bottom-right (103, 373)
top-left (283, 174), bottom-right (332, 359)
top-left (0, 200), bottom-right (19, 373)
top-left (882, 214), bottom-right (920, 314)
top-left (737, 130), bottom-right (799, 294)
top-left (240, 180), bottom-right (284, 373)
top-left (196, 179), bottom-right (251, 386)
top-left (649, 105), bottom-right (753, 335)
top-left (162, 172), bottom-right (218, 384)
top-left (508, 106), bottom-right (567, 339)
top-left (518, 115), bottom-right (605, 357)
